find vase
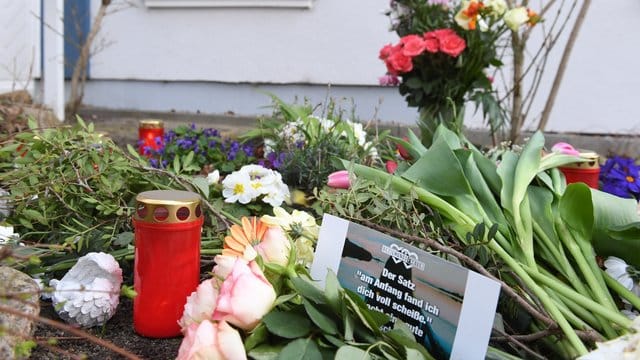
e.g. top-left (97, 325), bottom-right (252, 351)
top-left (418, 101), bottom-right (464, 147)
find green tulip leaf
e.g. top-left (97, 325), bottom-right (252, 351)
top-left (559, 183), bottom-right (594, 242)
top-left (591, 189), bottom-right (640, 267)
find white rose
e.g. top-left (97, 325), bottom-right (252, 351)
top-left (503, 7), bottom-right (529, 31)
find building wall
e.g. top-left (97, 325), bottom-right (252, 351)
top-left (31, 0), bottom-right (640, 135)
top-left (0, 0), bottom-right (41, 93)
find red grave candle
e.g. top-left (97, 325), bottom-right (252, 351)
top-left (132, 190), bottom-right (203, 338)
top-left (559, 151), bottom-right (600, 189)
top-left (138, 120), bottom-right (164, 156)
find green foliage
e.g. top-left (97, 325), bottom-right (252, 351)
top-left (253, 272), bottom-right (434, 360)
top-left (0, 118), bottom-right (176, 275)
top-left (145, 124), bottom-right (258, 175)
top-left (244, 95), bottom-right (386, 192)
top-left (314, 178), bottom-right (449, 252)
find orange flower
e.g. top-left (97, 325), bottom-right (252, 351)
top-left (222, 217), bottom-right (291, 266)
top-left (455, 1), bottom-right (485, 31)
top-left (223, 217), bottom-right (268, 260)
top-left (527, 8), bottom-right (541, 26)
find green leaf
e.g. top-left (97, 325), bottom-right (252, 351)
top-left (173, 156), bottom-right (181, 174)
top-left (303, 300), bottom-right (339, 335)
top-left (183, 151), bottom-right (194, 168)
top-left (263, 311), bottom-right (311, 339)
top-left (244, 323), bottom-right (269, 351)
top-left (591, 189), bottom-right (640, 267)
top-left (291, 276), bottom-right (327, 304)
top-left (335, 345), bottom-right (372, 360)
top-left (190, 176), bottom-right (210, 199)
top-left (324, 271), bottom-right (342, 313)
top-left (559, 183), bottom-right (594, 242)
top-left (405, 78), bottom-right (422, 89)
top-left (276, 338), bottom-right (322, 360)
top-left (22, 209), bottom-right (48, 225)
top-left (248, 344), bottom-right (283, 360)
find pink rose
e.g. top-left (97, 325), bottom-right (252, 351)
top-left (254, 226), bottom-right (290, 267)
top-left (551, 142), bottom-right (580, 156)
top-left (212, 254), bottom-right (245, 280)
top-left (387, 52), bottom-right (413, 74)
top-left (379, 44), bottom-right (394, 60)
top-left (212, 260), bottom-right (276, 330)
top-left (178, 278), bottom-right (220, 332)
top-left (327, 170), bottom-right (352, 189)
top-left (423, 32), bottom-right (440, 53)
top-left (438, 31), bottom-right (466, 57)
top-left (176, 320), bottom-right (247, 360)
top-left (399, 34), bottom-right (426, 57)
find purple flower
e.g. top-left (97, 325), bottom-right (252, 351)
top-left (203, 128), bottom-right (220, 137)
top-left (227, 141), bottom-right (240, 160)
top-left (600, 156), bottom-right (640, 199)
top-left (378, 74), bottom-right (400, 86)
top-left (242, 144), bottom-right (254, 157)
top-left (266, 152), bottom-right (288, 169)
top-left (149, 158), bottom-right (159, 168)
top-left (208, 140), bottom-right (217, 148)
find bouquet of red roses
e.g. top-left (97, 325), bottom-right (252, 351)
top-left (380, 0), bottom-right (539, 145)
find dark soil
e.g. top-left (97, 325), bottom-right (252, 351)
top-left (31, 297), bottom-right (182, 359)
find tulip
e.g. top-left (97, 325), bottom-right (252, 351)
top-left (386, 160), bottom-right (398, 174)
top-left (397, 137), bottom-right (412, 160)
top-left (212, 260), bottom-right (276, 330)
top-left (176, 320), bottom-right (247, 360)
top-left (327, 170), bottom-right (352, 189)
top-left (551, 142), bottom-right (580, 156)
top-left (178, 278), bottom-right (220, 332)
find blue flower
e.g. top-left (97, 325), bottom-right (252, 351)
top-left (600, 156), bottom-right (640, 199)
top-left (203, 128), bottom-right (219, 137)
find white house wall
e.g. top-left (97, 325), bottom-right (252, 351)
top-left (76, 0), bottom-right (640, 135)
top-left (0, 0), bottom-right (40, 93)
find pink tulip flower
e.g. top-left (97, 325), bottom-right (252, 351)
top-left (176, 320), bottom-right (247, 360)
top-left (212, 260), bottom-right (276, 330)
top-left (178, 278), bottom-right (220, 332)
top-left (386, 160), bottom-right (398, 174)
top-left (551, 142), bottom-right (580, 156)
top-left (327, 170), bottom-right (352, 189)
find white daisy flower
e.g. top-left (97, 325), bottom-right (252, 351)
top-left (222, 171), bottom-right (257, 204)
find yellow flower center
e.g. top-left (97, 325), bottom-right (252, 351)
top-left (627, 176), bottom-right (635, 183)
top-left (233, 183), bottom-right (245, 194)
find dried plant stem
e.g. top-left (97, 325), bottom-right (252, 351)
top-left (538, 0), bottom-right (592, 131)
top-left (0, 304), bottom-right (142, 360)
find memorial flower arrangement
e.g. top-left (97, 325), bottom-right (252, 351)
top-left (242, 95), bottom-right (385, 192)
top-left (342, 125), bottom-right (640, 358)
top-left (381, 0), bottom-right (540, 145)
top-left (176, 213), bottom-right (432, 360)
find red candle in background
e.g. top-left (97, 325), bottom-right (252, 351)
top-left (132, 190), bottom-right (203, 338)
top-left (559, 151), bottom-right (600, 189)
top-left (138, 120), bottom-right (164, 156)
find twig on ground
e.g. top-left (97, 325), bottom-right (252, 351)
top-left (0, 304), bottom-right (142, 360)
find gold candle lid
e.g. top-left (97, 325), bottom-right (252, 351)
top-left (563, 151), bottom-right (600, 169)
top-left (134, 190), bottom-right (202, 224)
top-left (139, 119), bottom-right (164, 129)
